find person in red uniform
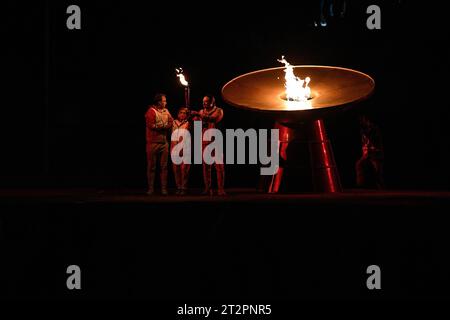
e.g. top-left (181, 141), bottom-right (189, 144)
top-left (192, 95), bottom-right (226, 196)
top-left (267, 123), bottom-right (292, 193)
top-left (145, 93), bottom-right (173, 195)
top-left (356, 115), bottom-right (384, 189)
top-left (171, 107), bottom-right (191, 195)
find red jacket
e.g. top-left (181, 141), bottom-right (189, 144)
top-left (145, 106), bottom-right (173, 144)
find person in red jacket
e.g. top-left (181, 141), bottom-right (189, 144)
top-left (145, 93), bottom-right (173, 195)
top-left (192, 95), bottom-right (226, 196)
top-left (171, 107), bottom-right (191, 195)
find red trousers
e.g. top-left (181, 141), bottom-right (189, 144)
top-left (172, 163), bottom-right (190, 191)
top-left (146, 142), bottom-right (169, 192)
top-left (202, 143), bottom-right (225, 192)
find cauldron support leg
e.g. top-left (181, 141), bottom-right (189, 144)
top-left (306, 119), bottom-right (342, 193)
top-left (266, 120), bottom-right (342, 193)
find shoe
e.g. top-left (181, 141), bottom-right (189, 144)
top-left (217, 190), bottom-right (227, 196)
top-left (146, 190), bottom-right (154, 196)
top-left (202, 189), bottom-right (213, 196)
top-left (179, 190), bottom-right (186, 196)
top-left (161, 189), bottom-right (169, 196)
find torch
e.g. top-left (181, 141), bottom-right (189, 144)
top-left (176, 68), bottom-right (190, 108)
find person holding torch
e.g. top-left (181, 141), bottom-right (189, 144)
top-left (171, 107), bottom-right (191, 195)
top-left (191, 95), bottom-right (226, 196)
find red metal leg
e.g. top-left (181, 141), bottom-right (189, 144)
top-left (306, 119), bottom-right (342, 193)
top-left (267, 120), bottom-right (342, 193)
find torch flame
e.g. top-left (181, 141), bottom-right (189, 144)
top-left (278, 56), bottom-right (312, 109)
top-left (176, 68), bottom-right (189, 87)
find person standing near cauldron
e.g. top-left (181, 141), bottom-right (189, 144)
top-left (356, 115), bottom-right (385, 189)
top-left (192, 95), bottom-right (226, 196)
top-left (145, 93), bottom-right (173, 195)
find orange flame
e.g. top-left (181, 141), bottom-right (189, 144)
top-left (176, 68), bottom-right (189, 87)
top-left (278, 56), bottom-right (311, 109)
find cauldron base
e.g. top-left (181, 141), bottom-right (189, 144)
top-left (266, 119), bottom-right (342, 193)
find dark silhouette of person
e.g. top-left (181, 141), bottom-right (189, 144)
top-left (356, 115), bottom-right (385, 189)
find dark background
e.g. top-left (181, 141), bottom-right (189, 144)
top-left (2, 0), bottom-right (450, 303)
top-left (2, 0), bottom-right (449, 191)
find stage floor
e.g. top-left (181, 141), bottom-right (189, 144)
top-left (1, 188), bottom-right (450, 207)
top-left (1, 188), bottom-right (450, 300)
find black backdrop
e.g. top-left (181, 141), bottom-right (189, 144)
top-left (2, 0), bottom-right (449, 190)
